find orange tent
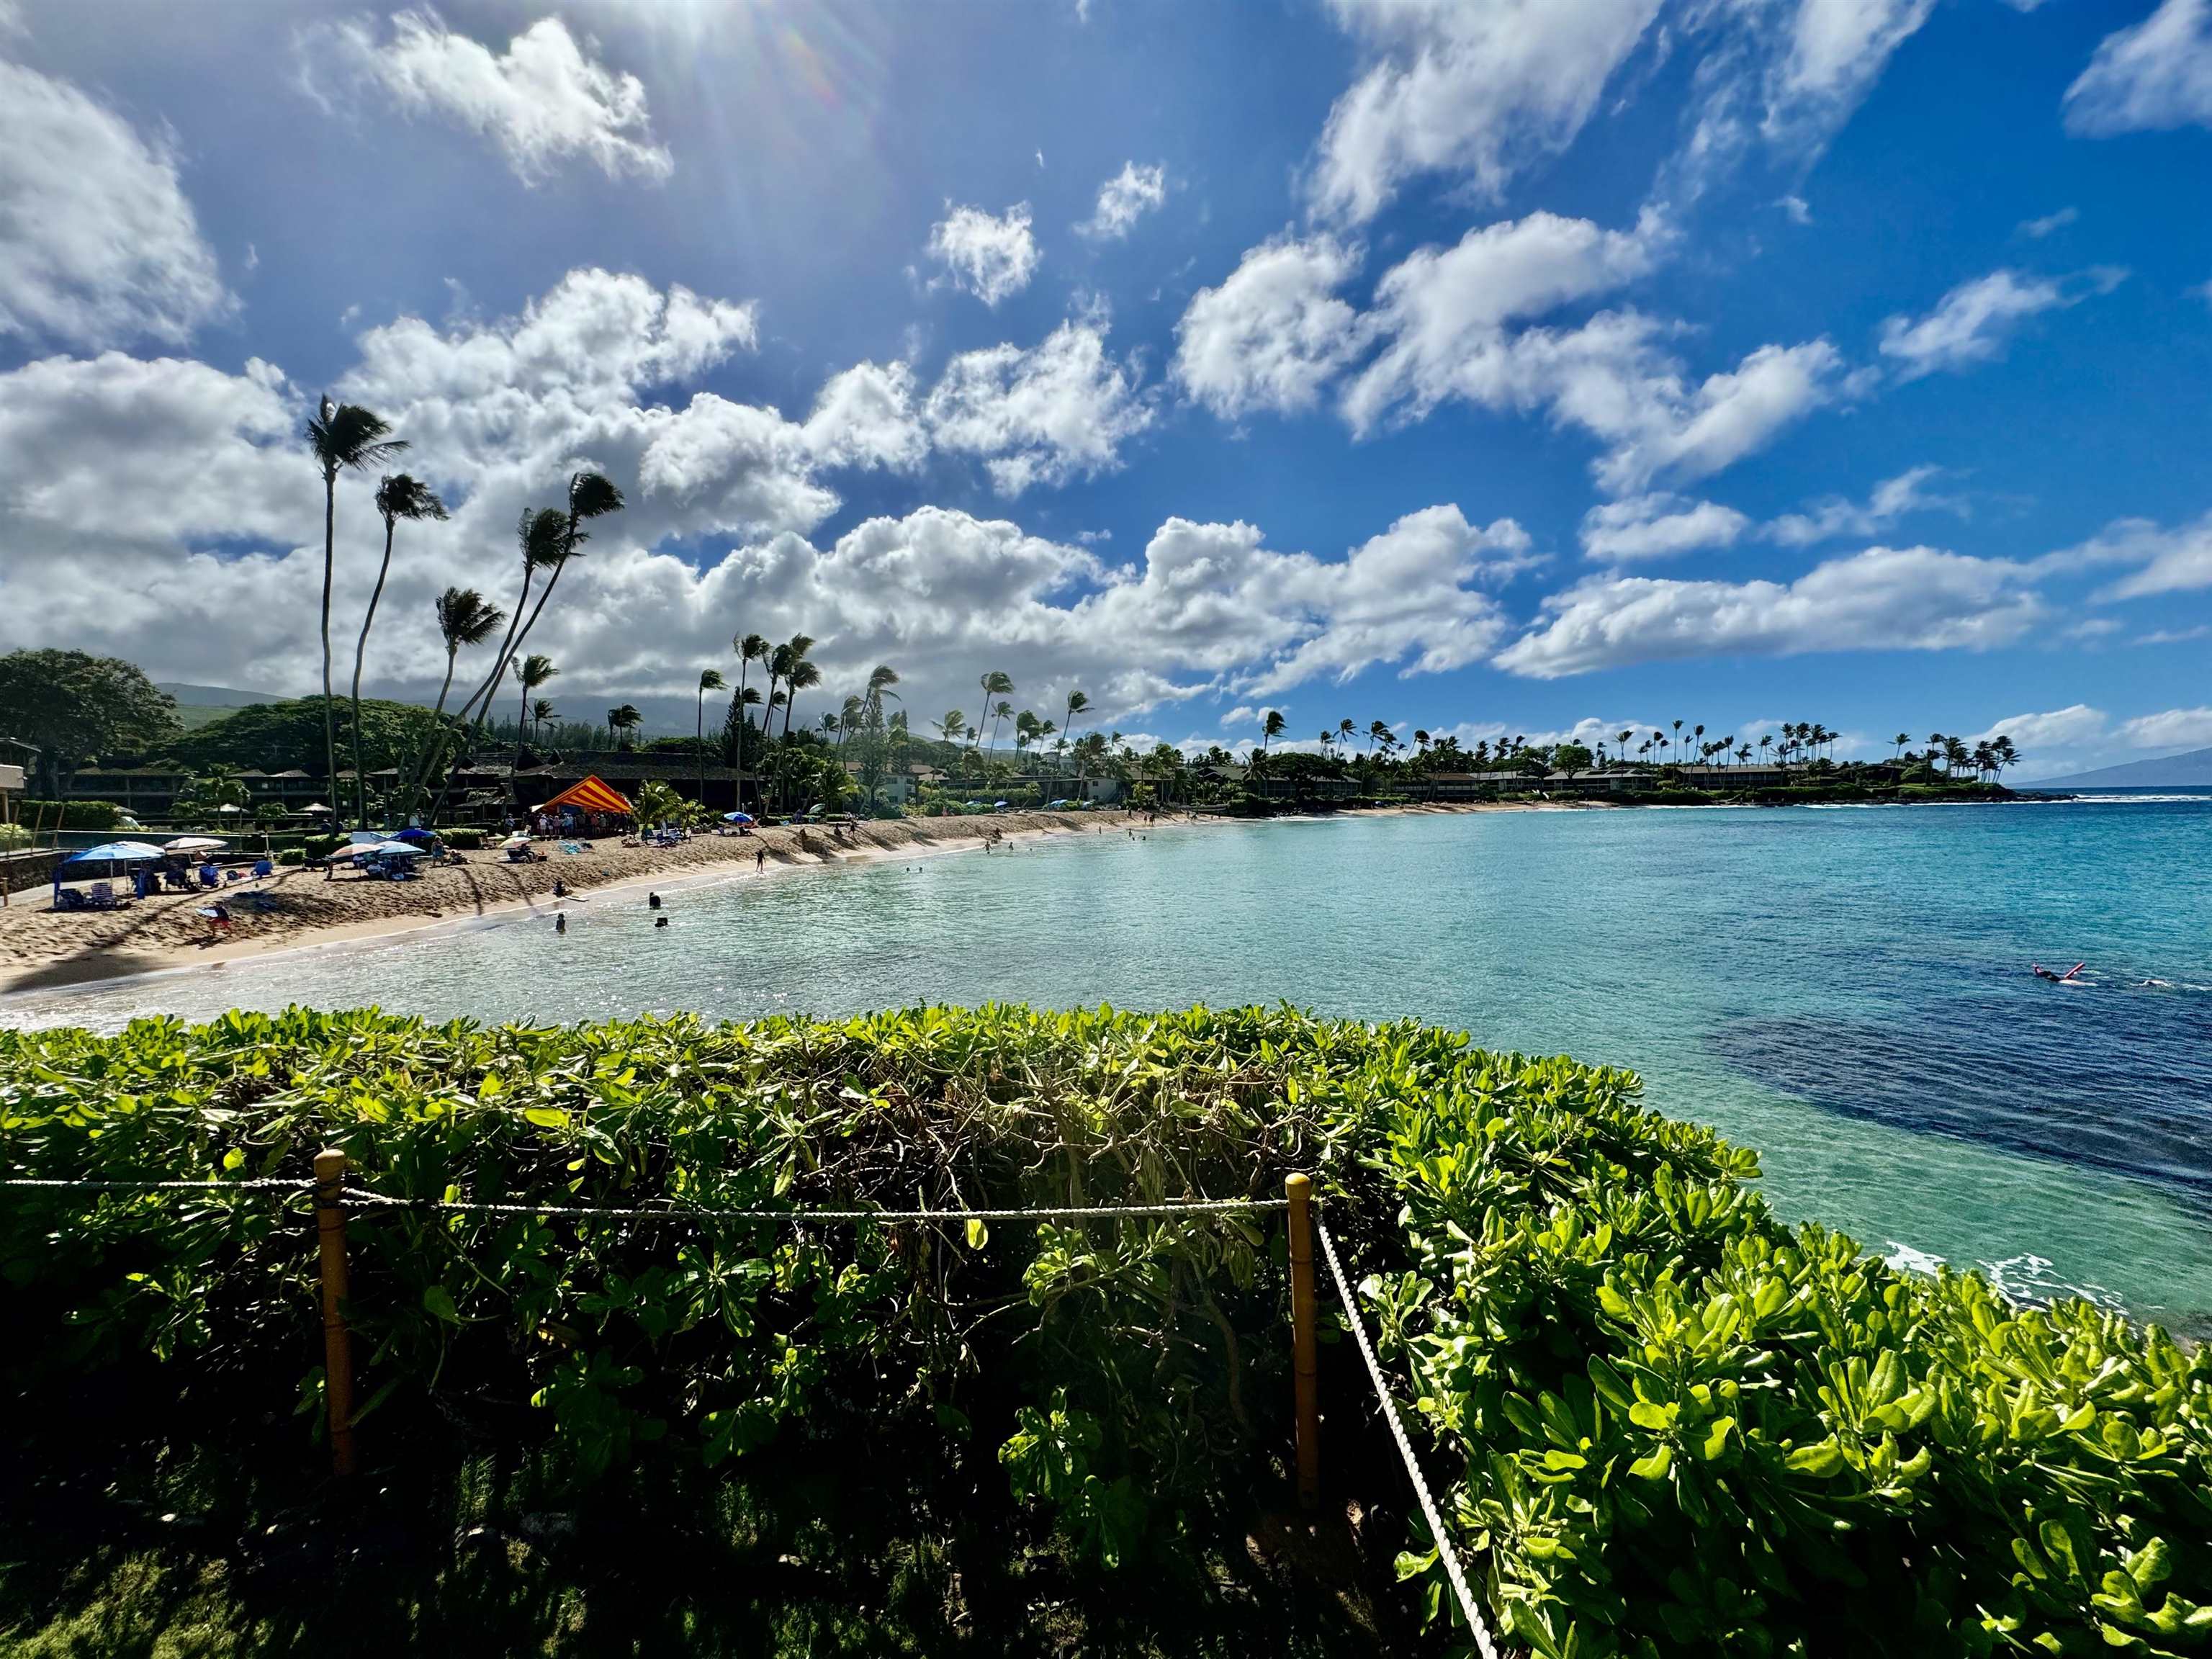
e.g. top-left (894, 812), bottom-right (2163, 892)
top-left (534, 775), bottom-right (633, 816)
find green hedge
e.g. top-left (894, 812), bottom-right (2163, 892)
top-left (0, 1007), bottom-right (2205, 1655)
top-left (16, 798), bottom-right (127, 830)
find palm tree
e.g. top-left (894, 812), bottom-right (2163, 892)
top-left (979, 671), bottom-right (1015, 756)
top-left (1927, 732), bottom-right (1946, 773)
top-left (1759, 734), bottom-right (1773, 765)
top-left (1893, 732), bottom-right (1911, 763)
top-left (728, 632), bottom-right (768, 806)
top-left (400, 585), bottom-right (503, 822)
top-left (935, 708), bottom-right (966, 747)
top-left (531, 698), bottom-right (557, 743)
top-left (696, 668), bottom-right (726, 805)
top-left (1993, 734), bottom-right (2020, 780)
top-left (345, 472), bottom-right (446, 827)
top-left (307, 397), bottom-right (406, 824)
top-left (1063, 690), bottom-right (1091, 765)
top-left (513, 654), bottom-right (557, 772)
top-left (1671, 719), bottom-right (1683, 762)
top-left (483, 474), bottom-right (625, 749)
top-left (1943, 735), bottom-right (1971, 777)
top-left (992, 701), bottom-right (1014, 763)
top-left (608, 703), bottom-right (642, 749)
top-left (1337, 717), bottom-right (1355, 750)
top-left (1260, 709), bottom-right (1287, 756)
top-left (779, 634), bottom-right (820, 748)
top-left (1617, 730), bottom-right (1632, 766)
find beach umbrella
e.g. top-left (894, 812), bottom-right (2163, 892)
top-left (60, 841), bottom-right (167, 866)
top-left (366, 840), bottom-right (423, 857)
top-left (164, 835), bottom-right (229, 852)
top-left (721, 811), bottom-right (754, 824)
top-left (392, 827), bottom-right (439, 845)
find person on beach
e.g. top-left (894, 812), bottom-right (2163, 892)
top-left (648, 891), bottom-right (661, 909)
top-left (552, 878), bottom-right (567, 897)
top-left (755, 848), bottom-right (767, 872)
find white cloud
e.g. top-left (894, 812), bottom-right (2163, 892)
top-left (2064, 0), bottom-right (2212, 135)
top-left (2054, 510), bottom-right (2212, 600)
top-left (801, 361), bottom-right (927, 472)
top-left (1764, 464), bottom-right (1959, 546)
top-left (1342, 209), bottom-right (1664, 431)
top-left (2116, 706), bottom-right (2212, 751)
top-left (317, 10), bottom-right (673, 183)
top-left (0, 60), bottom-right (232, 349)
top-left (1495, 545), bottom-right (2044, 678)
top-left (1878, 266), bottom-right (2124, 381)
top-left (1580, 493), bottom-right (1750, 561)
top-left (1974, 704), bottom-right (2110, 752)
top-left (926, 202), bottom-right (1040, 306)
top-left (1309, 0), bottom-right (1662, 225)
top-left (1334, 209), bottom-right (1836, 491)
top-left (1174, 233), bottom-right (1363, 418)
top-left (924, 319), bottom-right (1151, 493)
top-left (2018, 206), bottom-right (2078, 239)
top-left (1763, 0), bottom-right (1938, 145)
top-left (1079, 162), bottom-right (1167, 239)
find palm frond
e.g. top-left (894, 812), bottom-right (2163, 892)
top-left (309, 401), bottom-right (408, 472)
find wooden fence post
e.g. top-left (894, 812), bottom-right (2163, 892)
top-left (1286, 1172), bottom-right (1320, 1511)
top-left (314, 1147), bottom-right (356, 1478)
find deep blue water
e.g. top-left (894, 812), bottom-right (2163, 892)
top-left (8, 793), bottom-right (2211, 1328)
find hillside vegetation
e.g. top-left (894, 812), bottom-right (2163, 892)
top-left (2, 1007), bottom-right (2206, 1656)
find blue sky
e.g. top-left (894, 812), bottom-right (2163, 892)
top-left (1, 0), bottom-right (2209, 777)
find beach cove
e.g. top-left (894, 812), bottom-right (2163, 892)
top-left (7, 793), bottom-right (2209, 1331)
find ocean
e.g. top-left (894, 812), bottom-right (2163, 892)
top-left (7, 791), bottom-right (2211, 1331)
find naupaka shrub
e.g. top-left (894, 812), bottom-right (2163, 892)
top-left (1, 1006), bottom-right (2206, 1655)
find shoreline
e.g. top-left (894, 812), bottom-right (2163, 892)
top-left (0, 790), bottom-right (2051, 1004)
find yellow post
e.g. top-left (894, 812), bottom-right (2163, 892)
top-left (314, 1148), bottom-right (356, 1478)
top-left (1286, 1172), bottom-right (1320, 1510)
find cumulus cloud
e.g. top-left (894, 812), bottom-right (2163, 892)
top-left (1580, 493), bottom-right (1750, 561)
top-left (926, 202), bottom-right (1040, 306)
top-left (2018, 206), bottom-right (2078, 239)
top-left (2064, 0), bottom-right (2212, 135)
top-left (924, 319), bottom-right (1151, 494)
top-left (1331, 208), bottom-right (1835, 491)
top-left (1764, 464), bottom-right (1960, 546)
top-left (1494, 545), bottom-right (2044, 678)
top-left (1079, 161), bottom-right (1167, 239)
top-left (2116, 706), bottom-right (2212, 751)
top-left (1974, 704), bottom-right (2110, 752)
top-left (801, 361), bottom-right (928, 472)
top-left (0, 60), bottom-right (232, 349)
top-left (314, 10), bottom-right (674, 183)
top-left (1173, 233), bottom-right (1364, 418)
top-left (1878, 267), bottom-right (2125, 381)
top-left (1309, 0), bottom-right (1662, 225)
top-left (1341, 209), bottom-right (1664, 430)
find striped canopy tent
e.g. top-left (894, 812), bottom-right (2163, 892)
top-left (534, 775), bottom-right (633, 816)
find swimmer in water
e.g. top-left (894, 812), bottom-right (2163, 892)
top-left (655, 914), bottom-right (669, 928)
top-left (648, 891), bottom-right (661, 909)
top-left (555, 912), bottom-right (567, 935)
top-left (2031, 962), bottom-right (2086, 983)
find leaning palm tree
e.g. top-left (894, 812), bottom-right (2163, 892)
top-left (307, 397), bottom-right (406, 825)
top-left (696, 668), bottom-right (726, 806)
top-left (978, 671), bottom-right (1015, 757)
top-left (531, 698), bottom-right (557, 743)
top-left (346, 472), bottom-right (446, 827)
top-left (495, 473), bottom-right (624, 717)
top-left (608, 703), bottom-right (642, 750)
top-left (398, 585), bottom-right (504, 822)
top-left (935, 708), bottom-right (966, 747)
top-left (1260, 709), bottom-right (1287, 755)
top-left (1063, 690), bottom-right (1091, 764)
top-left (513, 655), bottom-right (558, 773)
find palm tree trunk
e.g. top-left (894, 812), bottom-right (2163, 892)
top-left (348, 516), bottom-right (395, 829)
top-left (319, 467), bottom-right (338, 831)
top-left (696, 688), bottom-right (707, 810)
top-left (419, 563), bottom-right (535, 826)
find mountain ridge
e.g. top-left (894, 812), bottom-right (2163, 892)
top-left (2029, 747), bottom-right (2212, 788)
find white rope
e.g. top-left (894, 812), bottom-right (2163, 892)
top-left (1315, 1213), bottom-right (1503, 1659)
top-left (345, 1186), bottom-right (1289, 1224)
top-left (1, 1176), bottom-right (314, 1192)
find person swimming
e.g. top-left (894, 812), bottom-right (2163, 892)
top-left (2032, 962), bottom-right (2086, 983)
top-left (555, 912), bottom-right (567, 935)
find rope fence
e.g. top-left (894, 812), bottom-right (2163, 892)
top-left (3, 1164), bottom-right (1506, 1651)
top-left (1316, 1211), bottom-right (1504, 1659)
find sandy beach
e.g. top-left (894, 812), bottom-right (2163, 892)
top-left (0, 800), bottom-right (1591, 999)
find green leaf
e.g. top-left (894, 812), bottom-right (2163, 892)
top-left (421, 1285), bottom-right (461, 1324)
top-left (966, 1217), bottom-right (989, 1251)
top-left (1629, 1444), bottom-right (1673, 1480)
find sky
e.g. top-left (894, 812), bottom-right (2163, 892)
top-left (1, 0), bottom-right (2208, 780)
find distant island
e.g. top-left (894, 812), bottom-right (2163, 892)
top-left (2029, 746), bottom-right (2212, 789)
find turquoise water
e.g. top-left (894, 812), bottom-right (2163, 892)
top-left (8, 796), bottom-right (2211, 1329)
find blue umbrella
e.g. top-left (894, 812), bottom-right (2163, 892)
top-left (722, 811), bottom-right (754, 824)
top-left (60, 840), bottom-right (167, 866)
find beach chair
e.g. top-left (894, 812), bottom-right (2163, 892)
top-left (55, 887), bottom-right (86, 912)
top-left (198, 866), bottom-right (220, 889)
top-left (252, 858), bottom-right (274, 878)
top-left (87, 881), bottom-right (118, 909)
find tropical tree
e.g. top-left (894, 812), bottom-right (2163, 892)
top-left (530, 699), bottom-right (557, 744)
top-left (935, 709), bottom-right (966, 747)
top-left (398, 587), bottom-right (504, 819)
top-left (696, 668), bottom-right (726, 805)
top-left (1337, 717), bottom-right (1355, 750)
top-left (1260, 709), bottom-right (1287, 756)
top-left (1063, 690), bottom-right (1091, 764)
top-left (345, 473), bottom-right (447, 827)
top-left (1671, 719), bottom-right (1684, 762)
top-left (0, 649), bottom-right (180, 800)
top-left (513, 655), bottom-right (558, 771)
top-left (307, 397), bottom-right (406, 820)
top-left (978, 672), bottom-right (1015, 755)
top-left (608, 704), bottom-right (643, 750)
